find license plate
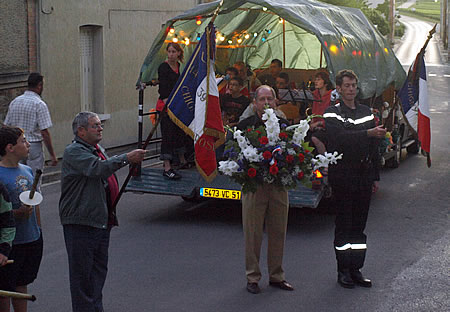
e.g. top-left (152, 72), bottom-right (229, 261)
top-left (200, 188), bottom-right (241, 200)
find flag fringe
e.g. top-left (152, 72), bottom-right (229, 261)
top-left (167, 109), bottom-right (195, 139)
top-left (195, 161), bottom-right (218, 182)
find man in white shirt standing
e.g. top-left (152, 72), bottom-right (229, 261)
top-left (5, 72), bottom-right (58, 182)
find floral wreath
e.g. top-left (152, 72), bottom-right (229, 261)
top-left (219, 108), bottom-right (342, 193)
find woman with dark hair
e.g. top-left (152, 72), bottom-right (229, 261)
top-left (310, 71), bottom-right (333, 154)
top-left (157, 42), bottom-right (188, 180)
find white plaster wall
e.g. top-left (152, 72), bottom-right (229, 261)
top-left (38, 0), bottom-right (198, 156)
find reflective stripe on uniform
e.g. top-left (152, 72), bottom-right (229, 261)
top-left (323, 112), bottom-right (374, 125)
top-left (335, 243), bottom-right (367, 251)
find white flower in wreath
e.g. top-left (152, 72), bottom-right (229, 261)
top-left (263, 109), bottom-right (281, 145)
top-left (218, 160), bottom-right (240, 176)
top-left (281, 174), bottom-right (293, 186)
top-left (312, 152), bottom-right (344, 169)
top-left (287, 120), bottom-right (310, 145)
top-left (242, 146), bottom-right (262, 162)
top-left (234, 130), bottom-right (249, 150)
top-left (263, 175), bottom-right (275, 184)
top-left (287, 148), bottom-right (296, 155)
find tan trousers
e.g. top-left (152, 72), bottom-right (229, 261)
top-left (241, 184), bottom-right (289, 283)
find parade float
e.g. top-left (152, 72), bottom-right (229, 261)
top-left (122, 0), bottom-right (414, 208)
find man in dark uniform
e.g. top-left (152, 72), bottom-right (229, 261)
top-left (324, 70), bottom-right (386, 289)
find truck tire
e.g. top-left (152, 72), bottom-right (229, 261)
top-left (407, 140), bottom-right (420, 154)
top-left (181, 188), bottom-right (202, 202)
top-left (386, 139), bottom-right (402, 168)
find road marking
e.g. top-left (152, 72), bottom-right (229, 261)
top-left (42, 180), bottom-right (60, 187)
top-left (428, 73), bottom-right (437, 77)
top-left (444, 74), bottom-right (450, 78)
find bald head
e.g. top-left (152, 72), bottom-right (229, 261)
top-left (253, 85), bottom-right (277, 116)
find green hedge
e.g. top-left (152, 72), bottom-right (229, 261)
top-left (398, 8), bottom-right (440, 23)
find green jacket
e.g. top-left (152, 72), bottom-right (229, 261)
top-left (59, 137), bottom-right (129, 229)
top-left (0, 186), bottom-right (15, 256)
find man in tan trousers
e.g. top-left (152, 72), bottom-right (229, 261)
top-left (237, 85), bottom-right (294, 294)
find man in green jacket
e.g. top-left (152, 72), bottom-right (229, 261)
top-left (59, 111), bottom-right (145, 312)
top-left (0, 183), bottom-right (15, 266)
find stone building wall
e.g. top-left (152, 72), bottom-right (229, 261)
top-left (0, 0), bottom-right (37, 121)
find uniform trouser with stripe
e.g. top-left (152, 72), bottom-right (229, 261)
top-left (333, 185), bottom-right (372, 272)
top-left (241, 185), bottom-right (289, 283)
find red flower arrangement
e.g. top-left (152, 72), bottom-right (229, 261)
top-left (269, 164), bottom-right (279, 175)
top-left (259, 136), bottom-right (269, 145)
top-left (298, 153), bottom-right (305, 163)
top-left (263, 151), bottom-right (272, 160)
top-left (286, 155), bottom-right (294, 163)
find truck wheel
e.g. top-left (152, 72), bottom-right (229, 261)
top-left (407, 140), bottom-right (420, 154)
top-left (181, 188), bottom-right (202, 202)
top-left (386, 139), bottom-right (402, 168)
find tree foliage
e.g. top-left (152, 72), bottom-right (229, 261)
top-left (319, 0), bottom-right (390, 36)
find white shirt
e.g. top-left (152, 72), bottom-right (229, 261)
top-left (5, 91), bottom-right (53, 142)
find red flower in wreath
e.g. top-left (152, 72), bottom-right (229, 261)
top-left (269, 164), bottom-right (279, 175)
top-left (286, 154), bottom-right (294, 163)
top-left (279, 132), bottom-right (288, 139)
top-left (297, 171), bottom-right (304, 179)
top-left (263, 151), bottom-right (272, 160)
top-left (259, 136), bottom-right (269, 145)
top-left (298, 153), bottom-right (305, 163)
top-left (247, 128), bottom-right (253, 132)
top-left (247, 168), bottom-right (257, 178)
top-left (255, 130), bottom-right (261, 134)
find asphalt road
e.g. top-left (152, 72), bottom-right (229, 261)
top-left (394, 15), bottom-right (442, 66)
top-left (27, 17), bottom-right (449, 312)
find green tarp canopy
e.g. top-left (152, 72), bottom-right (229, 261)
top-left (137, 0), bottom-right (406, 99)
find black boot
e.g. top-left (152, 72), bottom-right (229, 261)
top-left (350, 270), bottom-right (372, 288)
top-left (337, 270), bottom-right (355, 289)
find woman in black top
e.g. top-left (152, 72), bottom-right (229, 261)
top-left (157, 42), bottom-right (188, 180)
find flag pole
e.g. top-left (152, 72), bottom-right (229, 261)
top-left (414, 24), bottom-right (436, 168)
top-left (412, 24), bottom-right (437, 79)
top-left (114, 1), bottom-right (225, 209)
top-left (397, 24), bottom-right (436, 167)
top-left (211, 0), bottom-right (224, 24)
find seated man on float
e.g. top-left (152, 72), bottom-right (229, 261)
top-left (257, 59), bottom-right (283, 88)
top-left (275, 72), bottom-right (300, 125)
top-left (308, 71), bottom-right (333, 154)
top-left (233, 61), bottom-right (261, 98)
top-left (218, 67), bottom-right (239, 96)
top-left (220, 77), bottom-right (251, 127)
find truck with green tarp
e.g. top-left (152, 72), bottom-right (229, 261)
top-left (124, 0), bottom-right (413, 207)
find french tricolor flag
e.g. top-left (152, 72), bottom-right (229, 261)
top-left (166, 23), bottom-right (225, 181)
top-left (398, 52), bottom-right (431, 167)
